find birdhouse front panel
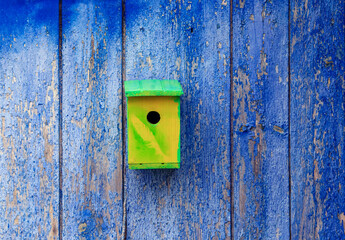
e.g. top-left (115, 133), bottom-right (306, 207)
top-left (127, 96), bottom-right (180, 169)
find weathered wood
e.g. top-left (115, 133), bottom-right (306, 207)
top-left (62, 1), bottom-right (123, 238)
top-left (0, 1), bottom-right (59, 239)
top-left (125, 0), bottom-right (231, 238)
top-left (1, 1), bottom-right (344, 239)
top-left (290, 0), bottom-right (345, 238)
top-left (232, 0), bottom-right (290, 239)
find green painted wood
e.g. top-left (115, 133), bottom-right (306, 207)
top-left (290, 0), bottom-right (345, 238)
top-left (124, 79), bottom-right (183, 97)
top-left (62, 1), bottom-right (124, 238)
top-left (0, 1), bottom-right (59, 239)
top-left (125, 0), bottom-right (231, 238)
top-left (232, 1), bottom-right (290, 239)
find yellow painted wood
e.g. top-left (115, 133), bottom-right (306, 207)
top-left (127, 96), bottom-right (180, 169)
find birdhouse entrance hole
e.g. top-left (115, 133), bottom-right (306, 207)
top-left (147, 111), bottom-right (160, 124)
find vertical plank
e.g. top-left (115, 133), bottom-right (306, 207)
top-left (125, 0), bottom-right (230, 239)
top-left (0, 1), bottom-right (59, 239)
top-left (232, 0), bottom-right (289, 239)
top-left (290, 0), bottom-right (345, 238)
top-left (62, 0), bottom-right (123, 238)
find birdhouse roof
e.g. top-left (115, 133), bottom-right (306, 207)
top-left (124, 79), bottom-right (183, 97)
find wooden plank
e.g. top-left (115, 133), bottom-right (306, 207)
top-left (62, 1), bottom-right (124, 238)
top-left (125, 0), bottom-right (230, 239)
top-left (290, 0), bottom-right (345, 238)
top-left (232, 1), bottom-right (289, 239)
top-left (0, 1), bottom-right (59, 239)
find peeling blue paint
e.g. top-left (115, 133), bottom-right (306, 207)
top-left (1, 0), bottom-right (344, 239)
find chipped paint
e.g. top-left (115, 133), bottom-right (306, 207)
top-left (291, 0), bottom-right (345, 239)
top-left (338, 213), bottom-right (345, 232)
top-left (0, 1), bottom-right (60, 238)
top-left (273, 125), bottom-right (284, 134)
top-left (62, 1), bottom-right (123, 238)
top-left (233, 0), bottom-right (290, 239)
top-left (1, 0), bottom-right (344, 239)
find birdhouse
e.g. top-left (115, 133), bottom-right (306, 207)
top-left (124, 79), bottom-right (183, 169)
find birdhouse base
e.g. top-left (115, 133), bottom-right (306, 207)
top-left (129, 162), bottom-right (180, 169)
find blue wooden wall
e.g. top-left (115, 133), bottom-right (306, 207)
top-left (0, 0), bottom-right (344, 239)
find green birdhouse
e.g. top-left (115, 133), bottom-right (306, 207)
top-left (124, 79), bottom-right (184, 169)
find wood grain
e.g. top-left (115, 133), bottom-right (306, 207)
top-left (290, 0), bottom-right (345, 238)
top-left (232, 1), bottom-right (290, 239)
top-left (0, 1), bottom-right (59, 239)
top-left (125, 0), bottom-right (231, 239)
top-left (62, 1), bottom-right (124, 238)
top-left (1, 1), bottom-right (344, 239)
